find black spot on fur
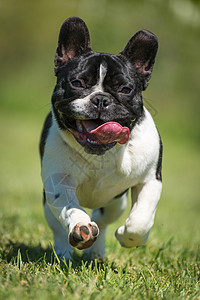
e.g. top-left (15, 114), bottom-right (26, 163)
top-left (43, 189), bottom-right (46, 205)
top-left (100, 207), bottom-right (104, 214)
top-left (156, 134), bottom-right (163, 181)
top-left (39, 112), bottom-right (52, 161)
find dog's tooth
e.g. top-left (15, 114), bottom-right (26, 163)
top-left (87, 138), bottom-right (98, 144)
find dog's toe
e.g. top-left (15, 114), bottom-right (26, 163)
top-left (69, 223), bottom-right (99, 250)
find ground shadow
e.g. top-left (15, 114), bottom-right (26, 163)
top-left (1, 239), bottom-right (94, 266)
top-left (1, 239), bottom-right (53, 264)
top-left (0, 240), bottom-right (131, 273)
top-left (1, 239), bottom-right (128, 273)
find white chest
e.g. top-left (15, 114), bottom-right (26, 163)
top-left (41, 109), bottom-right (160, 210)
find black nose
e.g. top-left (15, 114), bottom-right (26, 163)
top-left (90, 94), bottom-right (112, 110)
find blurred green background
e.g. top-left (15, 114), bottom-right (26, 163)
top-left (0, 0), bottom-right (199, 249)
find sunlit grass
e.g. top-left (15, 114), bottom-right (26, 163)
top-left (0, 0), bottom-right (200, 298)
top-left (0, 112), bottom-right (199, 299)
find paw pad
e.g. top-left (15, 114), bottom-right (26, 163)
top-left (69, 223), bottom-right (99, 250)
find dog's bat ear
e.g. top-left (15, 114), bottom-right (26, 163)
top-left (120, 30), bottom-right (158, 90)
top-left (54, 17), bottom-right (92, 74)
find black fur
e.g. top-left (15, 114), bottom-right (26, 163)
top-left (52, 53), bottom-right (145, 130)
top-left (50, 17), bottom-right (158, 155)
top-left (156, 134), bottom-right (163, 181)
top-left (39, 112), bottom-right (52, 160)
top-left (39, 18), bottom-right (162, 254)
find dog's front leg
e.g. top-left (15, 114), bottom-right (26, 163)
top-left (115, 179), bottom-right (162, 248)
top-left (44, 173), bottom-right (99, 256)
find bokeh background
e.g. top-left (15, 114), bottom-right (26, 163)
top-left (0, 0), bottom-right (199, 251)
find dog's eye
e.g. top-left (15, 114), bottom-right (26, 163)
top-left (120, 87), bottom-right (132, 94)
top-left (71, 80), bottom-right (83, 88)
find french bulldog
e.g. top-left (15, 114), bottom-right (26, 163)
top-left (40, 17), bottom-right (163, 260)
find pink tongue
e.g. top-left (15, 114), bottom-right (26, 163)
top-left (82, 121), bottom-right (130, 144)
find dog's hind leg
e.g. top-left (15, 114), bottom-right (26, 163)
top-left (84, 192), bottom-right (127, 260)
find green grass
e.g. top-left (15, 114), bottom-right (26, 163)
top-left (0, 244), bottom-right (199, 300)
top-left (0, 0), bottom-right (200, 298)
top-left (0, 113), bottom-right (199, 299)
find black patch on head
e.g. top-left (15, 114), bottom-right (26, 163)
top-left (52, 52), bottom-right (145, 128)
top-left (51, 17), bottom-right (158, 155)
top-left (156, 133), bottom-right (163, 181)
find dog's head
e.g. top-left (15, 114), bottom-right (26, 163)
top-left (52, 17), bottom-right (158, 155)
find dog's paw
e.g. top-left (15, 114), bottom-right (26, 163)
top-left (69, 222), bottom-right (99, 250)
top-left (115, 225), bottom-right (149, 248)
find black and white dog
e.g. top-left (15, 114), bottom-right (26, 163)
top-left (40, 17), bottom-right (162, 260)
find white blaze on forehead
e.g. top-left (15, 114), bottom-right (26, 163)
top-left (68, 62), bottom-right (108, 110)
top-left (97, 62), bottom-right (107, 91)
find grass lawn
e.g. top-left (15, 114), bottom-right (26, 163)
top-left (0, 112), bottom-right (199, 300)
top-left (0, 1), bottom-right (200, 298)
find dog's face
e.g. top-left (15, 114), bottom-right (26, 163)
top-left (52, 17), bottom-right (158, 155)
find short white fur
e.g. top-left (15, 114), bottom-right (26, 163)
top-left (41, 108), bottom-right (162, 260)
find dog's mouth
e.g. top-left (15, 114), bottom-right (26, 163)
top-left (59, 115), bottom-right (130, 151)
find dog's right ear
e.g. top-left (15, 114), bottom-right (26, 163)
top-left (54, 17), bottom-right (92, 74)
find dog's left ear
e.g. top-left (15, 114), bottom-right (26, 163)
top-left (55, 17), bottom-right (92, 74)
top-left (120, 30), bottom-right (158, 90)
